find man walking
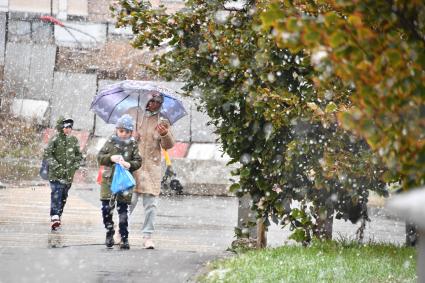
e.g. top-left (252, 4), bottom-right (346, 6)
top-left (127, 92), bottom-right (175, 249)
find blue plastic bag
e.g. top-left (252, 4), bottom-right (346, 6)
top-left (111, 164), bottom-right (136, 194)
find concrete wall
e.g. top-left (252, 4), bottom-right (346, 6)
top-left (11, 98), bottom-right (49, 123)
top-left (50, 72), bottom-right (97, 131)
top-left (0, 0), bottom-right (8, 12)
top-left (4, 42), bottom-right (55, 99)
top-left (191, 109), bottom-right (217, 143)
top-left (31, 21), bottom-right (54, 44)
top-left (7, 18), bottom-right (53, 44)
top-left (7, 19), bottom-right (31, 42)
top-left (27, 44), bottom-right (56, 100)
top-left (54, 21), bottom-right (106, 48)
top-left (0, 13), bottom-right (5, 65)
top-left (4, 42), bottom-right (31, 97)
top-left (165, 158), bottom-right (236, 196)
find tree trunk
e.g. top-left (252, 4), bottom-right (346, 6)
top-left (313, 205), bottom-right (334, 240)
top-left (236, 194), bottom-right (267, 248)
top-left (256, 218), bottom-right (267, 248)
top-left (237, 194), bottom-right (257, 238)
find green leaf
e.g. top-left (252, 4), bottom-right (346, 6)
top-left (324, 12), bottom-right (339, 28)
top-left (329, 31), bottom-right (346, 48)
top-left (260, 3), bottom-right (285, 28)
top-left (385, 49), bottom-right (402, 67)
top-left (325, 102), bottom-right (338, 113)
top-left (256, 179), bottom-right (268, 191)
top-left (289, 228), bottom-right (307, 242)
top-left (303, 27), bottom-right (320, 44)
top-left (240, 167), bottom-right (250, 178)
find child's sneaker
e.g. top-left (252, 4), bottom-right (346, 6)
top-left (143, 238), bottom-right (155, 249)
top-left (51, 215), bottom-right (61, 230)
top-left (120, 238), bottom-right (130, 250)
top-left (105, 230), bottom-right (115, 248)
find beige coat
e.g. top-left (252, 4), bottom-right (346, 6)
top-left (128, 109), bottom-right (175, 196)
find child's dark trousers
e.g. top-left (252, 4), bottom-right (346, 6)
top-left (101, 200), bottom-right (129, 239)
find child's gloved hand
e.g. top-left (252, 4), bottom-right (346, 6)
top-left (119, 160), bottom-right (131, 169)
top-left (110, 155), bottom-right (123, 163)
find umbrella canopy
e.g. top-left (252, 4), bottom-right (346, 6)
top-left (90, 80), bottom-right (187, 125)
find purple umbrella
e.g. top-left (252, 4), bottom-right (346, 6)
top-left (90, 80), bottom-right (187, 126)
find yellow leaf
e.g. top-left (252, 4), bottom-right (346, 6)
top-left (348, 13), bottom-right (363, 28)
top-left (356, 60), bottom-right (371, 71)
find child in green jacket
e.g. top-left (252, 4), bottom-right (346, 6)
top-left (43, 117), bottom-right (82, 230)
top-left (97, 114), bottom-right (142, 249)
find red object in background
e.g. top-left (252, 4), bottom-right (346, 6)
top-left (96, 166), bottom-right (104, 184)
top-left (167, 142), bottom-right (190, 158)
top-left (40, 15), bottom-right (65, 27)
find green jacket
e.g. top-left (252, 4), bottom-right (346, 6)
top-left (43, 118), bottom-right (83, 184)
top-left (97, 135), bottom-right (142, 203)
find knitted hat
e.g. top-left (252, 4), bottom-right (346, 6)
top-left (116, 114), bottom-right (134, 131)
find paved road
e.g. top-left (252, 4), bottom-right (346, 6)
top-left (0, 184), bottom-right (406, 282)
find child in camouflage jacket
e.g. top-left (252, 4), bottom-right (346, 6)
top-left (97, 114), bottom-right (142, 249)
top-left (43, 117), bottom-right (82, 230)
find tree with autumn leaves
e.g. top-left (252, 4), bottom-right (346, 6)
top-left (262, 0), bottom-right (424, 190)
top-left (111, 0), bottom-right (394, 245)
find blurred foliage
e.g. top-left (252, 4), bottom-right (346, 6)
top-left (262, 0), bottom-right (425, 190)
top-left (112, 0), bottom-right (388, 242)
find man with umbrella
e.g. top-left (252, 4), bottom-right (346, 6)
top-left (127, 91), bottom-right (175, 249)
top-left (91, 80), bottom-right (186, 249)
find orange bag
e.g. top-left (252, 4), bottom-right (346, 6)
top-left (97, 166), bottom-right (104, 185)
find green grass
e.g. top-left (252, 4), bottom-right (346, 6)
top-left (200, 241), bottom-right (416, 283)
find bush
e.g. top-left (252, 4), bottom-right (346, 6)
top-left (0, 111), bottom-right (42, 159)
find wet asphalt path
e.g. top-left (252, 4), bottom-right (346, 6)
top-left (0, 184), bottom-right (406, 282)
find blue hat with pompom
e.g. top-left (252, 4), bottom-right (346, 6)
top-left (116, 114), bottom-right (134, 131)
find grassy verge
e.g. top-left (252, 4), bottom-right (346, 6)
top-left (200, 241), bottom-right (416, 283)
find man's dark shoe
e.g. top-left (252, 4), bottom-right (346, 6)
top-left (105, 230), bottom-right (115, 248)
top-left (120, 238), bottom-right (130, 250)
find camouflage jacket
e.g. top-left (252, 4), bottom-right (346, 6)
top-left (43, 132), bottom-right (82, 184)
top-left (97, 135), bottom-right (142, 203)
